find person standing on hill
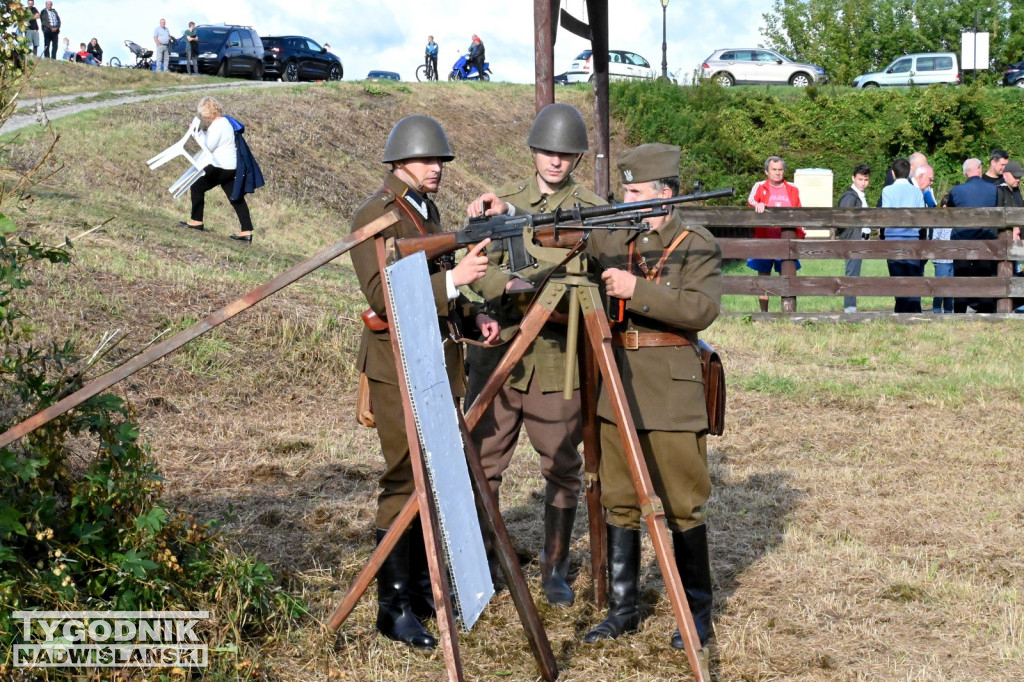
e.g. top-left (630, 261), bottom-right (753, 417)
top-left (464, 103), bottom-right (604, 606)
top-left (837, 164), bottom-right (871, 313)
top-left (182, 22), bottom-right (199, 75)
top-left (746, 155), bottom-right (804, 312)
top-left (424, 35), bottom-right (438, 79)
top-left (582, 143), bottom-right (721, 656)
top-left (153, 18), bottom-right (171, 72)
top-left (39, 1), bottom-right (61, 60)
top-left (26, 0), bottom-right (41, 57)
top-left (349, 114), bottom-right (498, 651)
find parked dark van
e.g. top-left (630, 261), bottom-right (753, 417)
top-left (169, 25), bottom-right (264, 79)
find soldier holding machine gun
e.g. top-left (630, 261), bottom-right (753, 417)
top-left (582, 144), bottom-right (722, 650)
top-left (464, 103), bottom-right (605, 606)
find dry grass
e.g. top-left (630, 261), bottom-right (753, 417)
top-left (5, 71), bottom-right (1023, 680)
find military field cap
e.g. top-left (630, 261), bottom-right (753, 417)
top-left (617, 143), bottom-right (681, 184)
top-left (1004, 160), bottom-right (1023, 178)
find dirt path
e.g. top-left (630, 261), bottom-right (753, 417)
top-left (2, 80), bottom-right (293, 134)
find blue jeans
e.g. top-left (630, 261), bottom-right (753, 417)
top-left (932, 262), bottom-right (953, 313)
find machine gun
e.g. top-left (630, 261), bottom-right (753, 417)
top-left (394, 187), bottom-right (735, 272)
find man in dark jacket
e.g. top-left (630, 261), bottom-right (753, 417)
top-left (837, 164), bottom-right (871, 312)
top-left (39, 1), bottom-right (61, 59)
top-left (948, 158), bottom-right (999, 313)
top-left (467, 34), bottom-right (485, 78)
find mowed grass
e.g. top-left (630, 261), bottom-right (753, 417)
top-left (5, 66), bottom-right (1024, 680)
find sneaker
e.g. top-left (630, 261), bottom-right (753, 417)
top-left (844, 306), bottom-right (857, 313)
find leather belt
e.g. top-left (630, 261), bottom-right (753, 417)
top-left (611, 330), bottom-right (691, 350)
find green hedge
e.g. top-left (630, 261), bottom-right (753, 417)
top-left (610, 80), bottom-right (1024, 203)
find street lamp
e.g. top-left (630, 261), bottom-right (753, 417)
top-left (660, 0), bottom-right (670, 81)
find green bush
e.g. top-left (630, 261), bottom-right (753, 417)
top-left (610, 80), bottom-right (1024, 202)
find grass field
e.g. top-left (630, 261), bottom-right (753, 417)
top-left (3, 65), bottom-right (1023, 680)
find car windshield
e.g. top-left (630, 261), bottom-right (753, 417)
top-left (196, 27), bottom-right (230, 45)
top-left (575, 50), bottom-right (592, 60)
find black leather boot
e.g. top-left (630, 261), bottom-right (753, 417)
top-left (583, 524), bottom-right (641, 642)
top-left (376, 528), bottom-right (437, 650)
top-left (670, 523), bottom-right (714, 649)
top-left (540, 504), bottom-right (576, 606)
top-left (406, 518), bottom-right (436, 621)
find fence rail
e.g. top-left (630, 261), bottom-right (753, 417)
top-left (676, 206), bottom-right (1024, 313)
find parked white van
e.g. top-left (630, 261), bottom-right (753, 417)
top-left (852, 53), bottom-right (961, 88)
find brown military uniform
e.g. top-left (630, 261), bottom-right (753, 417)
top-left (586, 211), bottom-right (722, 530)
top-left (350, 172), bottom-right (479, 528)
top-left (467, 176), bottom-right (605, 507)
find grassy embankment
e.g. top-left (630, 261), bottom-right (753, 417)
top-left (3, 65), bottom-right (1023, 680)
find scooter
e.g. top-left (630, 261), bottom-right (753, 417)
top-left (448, 53), bottom-right (491, 81)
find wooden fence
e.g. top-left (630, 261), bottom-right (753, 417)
top-left (676, 207), bottom-right (1024, 313)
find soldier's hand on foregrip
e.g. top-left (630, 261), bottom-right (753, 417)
top-left (450, 238), bottom-right (492, 287)
top-left (601, 268), bottom-right (637, 300)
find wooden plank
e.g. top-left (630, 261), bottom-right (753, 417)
top-left (677, 206), bottom-right (1024, 229)
top-left (723, 276), bottom-right (1023, 297)
top-left (720, 239), bottom-right (1009, 261)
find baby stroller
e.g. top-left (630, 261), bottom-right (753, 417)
top-left (125, 40), bottom-right (154, 70)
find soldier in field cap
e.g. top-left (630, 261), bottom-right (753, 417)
top-left (583, 142), bottom-right (722, 657)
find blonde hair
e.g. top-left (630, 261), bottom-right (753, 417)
top-left (197, 96), bottom-right (223, 120)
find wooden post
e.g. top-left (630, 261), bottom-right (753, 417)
top-left (534, 0), bottom-right (555, 113)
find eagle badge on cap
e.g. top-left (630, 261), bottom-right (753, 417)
top-left (623, 169), bottom-right (633, 182)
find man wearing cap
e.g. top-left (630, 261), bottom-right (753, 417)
top-left (349, 114), bottom-right (499, 650)
top-left (582, 143), bottom-right (721, 653)
top-left (998, 160), bottom-right (1023, 283)
top-left (465, 103), bottom-right (605, 606)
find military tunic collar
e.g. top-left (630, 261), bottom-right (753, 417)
top-left (524, 176), bottom-right (580, 213)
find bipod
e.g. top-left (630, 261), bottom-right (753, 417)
top-left (326, 237), bottom-right (558, 682)
top-left (462, 240), bottom-right (711, 681)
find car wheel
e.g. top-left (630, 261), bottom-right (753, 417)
top-left (284, 61), bottom-right (299, 82)
top-left (714, 72), bottom-right (734, 87)
top-left (481, 72), bottom-right (490, 82)
top-left (217, 59), bottom-right (229, 78)
top-left (789, 72), bottom-right (811, 87)
top-left (329, 64), bottom-right (342, 81)
top-left (1015, 80), bottom-right (1024, 88)
top-left (251, 63), bottom-right (264, 81)
top-left (862, 82), bottom-right (879, 88)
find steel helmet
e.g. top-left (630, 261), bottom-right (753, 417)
top-left (381, 115), bottom-right (455, 163)
top-left (526, 103), bottom-right (589, 154)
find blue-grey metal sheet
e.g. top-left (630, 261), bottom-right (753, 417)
top-left (384, 252), bottom-right (493, 630)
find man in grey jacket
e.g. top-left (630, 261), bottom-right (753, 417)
top-left (837, 164), bottom-right (870, 312)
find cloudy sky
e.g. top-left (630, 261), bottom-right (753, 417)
top-left (50, 0), bottom-right (773, 83)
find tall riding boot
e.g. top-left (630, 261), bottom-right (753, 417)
top-left (670, 523), bottom-right (714, 649)
top-left (583, 524), bottom-right (641, 642)
top-left (540, 504), bottom-right (576, 606)
top-left (406, 518), bottom-right (436, 621)
top-left (376, 528), bottom-right (437, 650)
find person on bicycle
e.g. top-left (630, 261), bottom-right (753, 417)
top-left (425, 35), bottom-right (438, 80)
top-left (467, 34), bottom-right (485, 78)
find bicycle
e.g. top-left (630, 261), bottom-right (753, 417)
top-left (415, 55), bottom-right (438, 82)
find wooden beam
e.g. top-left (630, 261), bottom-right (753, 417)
top-left (719, 239), bottom-right (1010, 261)
top-left (676, 206), bottom-right (1024, 228)
top-left (723, 276), bottom-right (1024, 297)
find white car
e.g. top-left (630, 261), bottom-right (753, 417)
top-left (564, 49), bottom-right (655, 84)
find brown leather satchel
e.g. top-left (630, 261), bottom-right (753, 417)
top-left (698, 339), bottom-right (726, 436)
top-left (356, 372), bottom-right (375, 428)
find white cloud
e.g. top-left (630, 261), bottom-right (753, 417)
top-left (50, 0), bottom-right (773, 83)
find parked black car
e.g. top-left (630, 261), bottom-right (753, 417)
top-left (1003, 60), bottom-right (1024, 87)
top-left (262, 36), bottom-right (342, 81)
top-left (168, 25), bottom-right (264, 79)
top-left (366, 70), bottom-right (400, 81)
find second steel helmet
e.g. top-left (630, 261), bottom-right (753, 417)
top-left (526, 103), bottom-right (589, 154)
top-left (381, 115), bottom-right (455, 163)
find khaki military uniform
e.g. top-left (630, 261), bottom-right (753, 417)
top-left (467, 176), bottom-right (605, 507)
top-left (351, 172), bottom-right (478, 528)
top-left (586, 211), bottom-right (722, 530)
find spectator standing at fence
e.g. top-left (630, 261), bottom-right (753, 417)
top-left (997, 160), bottom-right (1023, 281)
top-left (26, 0), bottom-right (41, 57)
top-left (881, 158), bottom-right (926, 313)
top-left (983, 149), bottom-right (1009, 185)
top-left (747, 155), bottom-right (804, 312)
top-left (153, 18), bottom-right (171, 72)
top-left (39, 1), bottom-right (60, 60)
top-left (837, 164), bottom-right (871, 313)
top-left (948, 158), bottom-right (999, 313)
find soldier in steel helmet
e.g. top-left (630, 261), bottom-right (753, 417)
top-left (464, 103), bottom-right (605, 607)
top-left (349, 114), bottom-right (499, 650)
top-left (583, 143), bottom-right (721, 653)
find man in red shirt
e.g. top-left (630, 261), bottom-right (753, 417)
top-left (746, 155), bottom-right (804, 312)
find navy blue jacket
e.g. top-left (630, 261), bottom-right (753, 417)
top-left (949, 176), bottom-right (997, 241)
top-left (225, 116), bottom-right (265, 202)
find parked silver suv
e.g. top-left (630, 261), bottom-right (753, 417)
top-left (700, 48), bottom-right (827, 87)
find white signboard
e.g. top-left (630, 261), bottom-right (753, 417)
top-left (384, 252), bottom-right (493, 630)
top-left (961, 32), bottom-right (990, 70)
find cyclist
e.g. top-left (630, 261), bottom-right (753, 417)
top-left (425, 35), bottom-right (438, 80)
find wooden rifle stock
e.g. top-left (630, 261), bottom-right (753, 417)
top-left (394, 225), bottom-right (589, 261)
